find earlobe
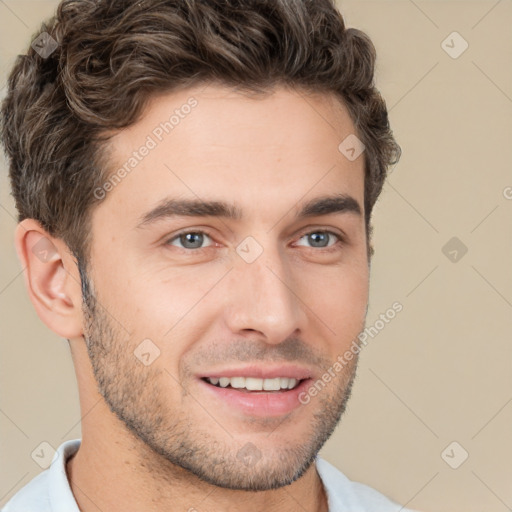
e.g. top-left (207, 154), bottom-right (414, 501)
top-left (14, 219), bottom-right (84, 339)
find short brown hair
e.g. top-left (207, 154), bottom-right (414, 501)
top-left (1, 0), bottom-right (400, 264)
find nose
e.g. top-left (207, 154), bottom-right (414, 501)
top-left (222, 240), bottom-right (306, 345)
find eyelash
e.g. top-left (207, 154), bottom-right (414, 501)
top-left (165, 229), bottom-right (345, 253)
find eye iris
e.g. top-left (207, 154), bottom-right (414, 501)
top-left (181, 232), bottom-right (204, 249)
top-left (309, 232), bottom-right (329, 248)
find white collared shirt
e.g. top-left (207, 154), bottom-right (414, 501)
top-left (2, 439), bottom-right (417, 512)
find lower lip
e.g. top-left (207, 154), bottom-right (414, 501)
top-left (198, 378), bottom-right (312, 418)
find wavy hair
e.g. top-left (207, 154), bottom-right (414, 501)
top-left (1, 0), bottom-right (400, 263)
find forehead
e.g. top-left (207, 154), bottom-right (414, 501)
top-left (94, 83), bottom-right (365, 229)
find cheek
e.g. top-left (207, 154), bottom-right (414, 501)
top-left (95, 256), bottom-right (198, 326)
top-left (100, 266), bottom-right (221, 365)
top-left (297, 262), bottom-right (368, 340)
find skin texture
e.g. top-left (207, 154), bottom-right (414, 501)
top-left (15, 83), bottom-right (370, 512)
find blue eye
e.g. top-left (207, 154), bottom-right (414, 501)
top-left (166, 229), bottom-right (343, 251)
top-left (167, 231), bottom-right (213, 250)
top-left (296, 231), bottom-right (342, 249)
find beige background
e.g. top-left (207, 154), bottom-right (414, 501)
top-left (1, 1), bottom-right (511, 511)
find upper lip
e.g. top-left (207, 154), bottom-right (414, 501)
top-left (199, 364), bottom-right (313, 380)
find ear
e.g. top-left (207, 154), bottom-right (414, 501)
top-left (14, 219), bottom-right (84, 339)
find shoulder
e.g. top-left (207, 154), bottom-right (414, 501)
top-left (1, 439), bottom-right (81, 512)
top-left (315, 457), bottom-right (418, 512)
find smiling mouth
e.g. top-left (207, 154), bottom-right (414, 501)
top-left (201, 376), bottom-right (305, 392)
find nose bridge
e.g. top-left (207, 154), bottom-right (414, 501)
top-left (225, 237), bottom-right (303, 342)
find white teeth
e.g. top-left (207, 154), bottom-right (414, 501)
top-left (219, 377), bottom-right (230, 388)
top-left (263, 377), bottom-right (281, 391)
top-left (288, 378), bottom-right (297, 389)
top-left (205, 376), bottom-right (301, 391)
top-left (230, 377), bottom-right (246, 388)
top-left (245, 377), bottom-right (263, 390)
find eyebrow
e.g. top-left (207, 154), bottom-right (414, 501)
top-left (136, 193), bottom-right (362, 228)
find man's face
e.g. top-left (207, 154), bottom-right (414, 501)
top-left (81, 83), bottom-right (369, 491)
